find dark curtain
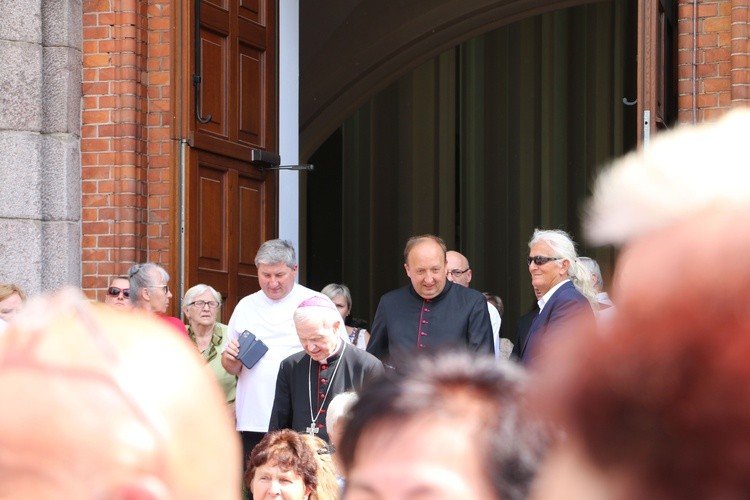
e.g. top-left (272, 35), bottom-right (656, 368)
top-left (307, 0), bottom-right (636, 340)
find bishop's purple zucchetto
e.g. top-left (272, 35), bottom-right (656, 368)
top-left (297, 296), bottom-right (337, 310)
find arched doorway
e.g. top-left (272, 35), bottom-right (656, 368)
top-left (301, 0), bottom-right (675, 342)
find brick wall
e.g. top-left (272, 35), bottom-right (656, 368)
top-left (677, 0), bottom-right (750, 123)
top-left (81, 0), bottom-right (174, 302)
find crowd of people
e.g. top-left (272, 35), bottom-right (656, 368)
top-left (1, 110), bottom-right (749, 498)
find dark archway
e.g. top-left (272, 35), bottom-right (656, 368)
top-left (302, 1), bottom-right (640, 342)
top-left (300, 0), bottom-right (601, 160)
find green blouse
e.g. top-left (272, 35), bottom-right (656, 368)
top-left (188, 322), bottom-right (237, 404)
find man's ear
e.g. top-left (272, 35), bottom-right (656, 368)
top-left (403, 263), bottom-right (410, 277)
top-left (560, 259), bottom-right (571, 275)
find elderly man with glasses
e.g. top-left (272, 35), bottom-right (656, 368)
top-left (367, 234), bottom-right (493, 372)
top-left (128, 262), bottom-right (187, 335)
top-left (446, 250), bottom-right (503, 360)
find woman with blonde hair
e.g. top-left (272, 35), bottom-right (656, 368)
top-left (0, 283), bottom-right (26, 323)
top-left (321, 283), bottom-right (369, 348)
top-left (300, 434), bottom-right (339, 499)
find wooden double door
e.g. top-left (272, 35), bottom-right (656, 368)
top-left (185, 0), bottom-right (277, 320)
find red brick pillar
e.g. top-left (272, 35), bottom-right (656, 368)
top-left (677, 0), bottom-right (733, 122)
top-left (81, 0), bottom-right (175, 302)
top-left (731, 0), bottom-right (750, 104)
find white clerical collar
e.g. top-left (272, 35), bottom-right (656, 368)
top-left (537, 279), bottom-right (570, 313)
top-left (319, 337), bottom-right (344, 366)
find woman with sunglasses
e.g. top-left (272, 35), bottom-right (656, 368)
top-left (182, 284), bottom-right (237, 407)
top-left (103, 276), bottom-right (132, 309)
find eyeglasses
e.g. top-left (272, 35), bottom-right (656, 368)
top-left (148, 284), bottom-right (169, 294)
top-left (448, 268), bottom-right (470, 277)
top-left (527, 256), bottom-right (562, 266)
top-left (107, 287), bottom-right (130, 298)
top-left (188, 300), bottom-right (220, 309)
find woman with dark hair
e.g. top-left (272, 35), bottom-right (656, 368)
top-left (245, 429), bottom-right (318, 500)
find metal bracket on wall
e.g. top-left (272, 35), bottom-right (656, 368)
top-left (250, 149), bottom-right (314, 171)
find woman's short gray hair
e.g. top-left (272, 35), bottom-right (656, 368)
top-left (182, 284), bottom-right (222, 308)
top-left (128, 263), bottom-right (169, 305)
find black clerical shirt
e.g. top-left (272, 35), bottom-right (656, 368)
top-left (367, 280), bottom-right (494, 371)
top-left (268, 342), bottom-right (384, 442)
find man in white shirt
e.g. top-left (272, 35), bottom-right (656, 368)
top-left (221, 239), bottom-right (326, 463)
top-left (446, 250), bottom-right (503, 360)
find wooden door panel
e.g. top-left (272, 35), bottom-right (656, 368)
top-left (188, 151), bottom-right (232, 323)
top-left (205, 0), bottom-right (227, 9)
top-left (239, 44), bottom-right (264, 145)
top-left (238, 176), bottom-right (264, 267)
top-left (240, 0), bottom-right (261, 23)
top-left (186, 0), bottom-right (276, 315)
top-left (196, 165), bottom-right (228, 270)
top-left (236, 172), bottom-right (271, 302)
top-left (200, 30), bottom-right (228, 137)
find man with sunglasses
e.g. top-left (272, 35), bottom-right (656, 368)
top-left (103, 276), bottom-right (132, 309)
top-left (514, 229), bottom-right (595, 365)
top-left (128, 263), bottom-right (186, 335)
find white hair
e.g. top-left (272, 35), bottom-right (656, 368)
top-left (293, 298), bottom-right (348, 340)
top-left (585, 109), bottom-right (750, 246)
top-left (325, 391), bottom-right (359, 436)
top-left (529, 229), bottom-right (597, 304)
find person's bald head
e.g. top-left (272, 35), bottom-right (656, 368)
top-left (0, 288), bottom-right (240, 499)
top-left (446, 250), bottom-right (472, 287)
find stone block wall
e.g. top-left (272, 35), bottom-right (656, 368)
top-left (0, 0), bottom-right (82, 295)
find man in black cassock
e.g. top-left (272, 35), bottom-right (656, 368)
top-left (268, 296), bottom-right (384, 442)
top-left (367, 234), bottom-right (494, 371)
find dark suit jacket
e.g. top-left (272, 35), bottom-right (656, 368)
top-left (519, 281), bottom-right (593, 365)
top-left (511, 304), bottom-right (539, 361)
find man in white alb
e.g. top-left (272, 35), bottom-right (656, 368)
top-left (221, 239), bottom-right (327, 463)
